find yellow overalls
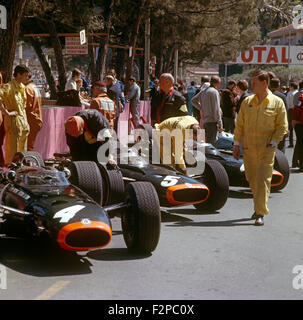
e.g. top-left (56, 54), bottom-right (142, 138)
top-left (234, 91), bottom-right (288, 216)
top-left (0, 79), bottom-right (30, 164)
top-left (155, 115), bottom-right (199, 171)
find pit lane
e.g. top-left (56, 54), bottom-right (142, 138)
top-left (0, 147), bottom-right (302, 300)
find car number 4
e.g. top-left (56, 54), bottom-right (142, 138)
top-left (54, 205), bottom-right (85, 223)
top-left (160, 176), bottom-right (181, 187)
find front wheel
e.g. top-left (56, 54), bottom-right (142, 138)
top-left (194, 160), bottom-right (229, 212)
top-left (122, 182), bottom-right (161, 254)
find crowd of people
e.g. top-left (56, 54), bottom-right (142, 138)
top-left (175, 72), bottom-right (303, 173)
top-left (0, 64), bottom-right (301, 227)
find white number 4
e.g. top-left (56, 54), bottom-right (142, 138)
top-left (54, 205), bottom-right (85, 223)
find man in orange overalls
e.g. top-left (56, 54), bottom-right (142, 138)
top-left (25, 80), bottom-right (43, 151)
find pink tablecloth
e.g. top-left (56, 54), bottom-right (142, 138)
top-left (34, 106), bottom-right (83, 160)
top-left (34, 101), bottom-right (151, 160)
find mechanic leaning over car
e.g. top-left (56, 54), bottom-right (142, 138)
top-left (65, 109), bottom-right (117, 166)
top-left (150, 73), bottom-right (189, 125)
top-left (0, 65), bottom-right (31, 165)
top-left (155, 115), bottom-right (200, 175)
top-left (233, 69), bottom-right (288, 226)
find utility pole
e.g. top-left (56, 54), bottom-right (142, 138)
top-left (144, 9), bottom-right (150, 100)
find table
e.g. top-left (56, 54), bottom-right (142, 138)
top-left (34, 101), bottom-right (151, 160)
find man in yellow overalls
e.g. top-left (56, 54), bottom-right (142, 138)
top-left (0, 65), bottom-right (31, 165)
top-left (155, 115), bottom-right (200, 174)
top-left (233, 70), bottom-right (288, 226)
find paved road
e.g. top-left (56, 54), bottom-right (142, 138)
top-left (0, 147), bottom-right (303, 300)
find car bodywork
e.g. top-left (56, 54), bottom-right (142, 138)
top-left (116, 147), bottom-right (229, 212)
top-left (0, 166), bottom-right (112, 252)
top-left (0, 152), bottom-right (162, 254)
top-left (191, 142), bottom-right (289, 191)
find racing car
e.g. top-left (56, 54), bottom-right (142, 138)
top-left (116, 145), bottom-right (230, 213)
top-left (138, 124), bottom-right (289, 193)
top-left (0, 151), bottom-right (161, 254)
top-left (198, 142), bottom-right (289, 192)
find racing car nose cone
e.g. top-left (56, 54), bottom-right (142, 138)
top-left (166, 184), bottom-right (209, 205)
top-left (271, 170), bottom-right (284, 187)
top-left (57, 221), bottom-right (112, 251)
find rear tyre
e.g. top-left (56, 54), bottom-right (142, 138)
top-left (272, 149), bottom-right (290, 192)
top-left (12, 151), bottom-right (45, 167)
top-left (69, 161), bottom-right (103, 204)
top-left (194, 159), bottom-right (229, 212)
top-left (122, 182), bottom-right (161, 254)
top-left (98, 164), bottom-right (125, 206)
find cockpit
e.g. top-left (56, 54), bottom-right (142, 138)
top-left (16, 168), bottom-right (70, 187)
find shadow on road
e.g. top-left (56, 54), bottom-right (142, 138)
top-left (290, 168), bottom-right (303, 174)
top-left (87, 248), bottom-right (151, 261)
top-left (0, 237), bottom-right (92, 277)
top-left (161, 210), bottom-right (194, 223)
top-left (228, 189), bottom-right (253, 199)
top-left (167, 218), bottom-right (255, 228)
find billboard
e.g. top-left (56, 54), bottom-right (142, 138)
top-left (234, 46), bottom-right (303, 65)
top-left (65, 36), bottom-right (88, 55)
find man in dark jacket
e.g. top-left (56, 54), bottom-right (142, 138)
top-left (65, 109), bottom-right (115, 165)
top-left (270, 77), bottom-right (289, 153)
top-left (221, 80), bottom-right (237, 133)
top-left (151, 73), bottom-right (189, 125)
top-left (236, 80), bottom-right (250, 114)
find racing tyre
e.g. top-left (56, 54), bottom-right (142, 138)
top-left (98, 164), bottom-right (125, 206)
top-left (69, 161), bottom-right (103, 204)
top-left (122, 182), bottom-right (161, 254)
top-left (194, 159), bottom-right (229, 212)
top-left (12, 151), bottom-right (45, 167)
top-left (272, 149), bottom-right (290, 192)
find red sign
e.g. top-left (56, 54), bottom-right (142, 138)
top-left (65, 37), bottom-right (88, 55)
top-left (235, 46), bottom-right (290, 64)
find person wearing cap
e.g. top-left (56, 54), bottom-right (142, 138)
top-left (65, 109), bottom-right (116, 166)
top-left (89, 81), bottom-right (117, 130)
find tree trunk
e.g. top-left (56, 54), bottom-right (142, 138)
top-left (125, 0), bottom-right (148, 91)
top-left (47, 18), bottom-right (66, 92)
top-left (30, 37), bottom-right (57, 100)
top-left (95, 0), bottom-right (115, 81)
top-left (0, 0), bottom-right (26, 83)
top-left (88, 35), bottom-right (97, 83)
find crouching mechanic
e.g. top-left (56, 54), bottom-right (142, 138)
top-left (154, 115), bottom-right (201, 175)
top-left (65, 109), bottom-right (117, 166)
top-left (233, 70), bottom-right (288, 226)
